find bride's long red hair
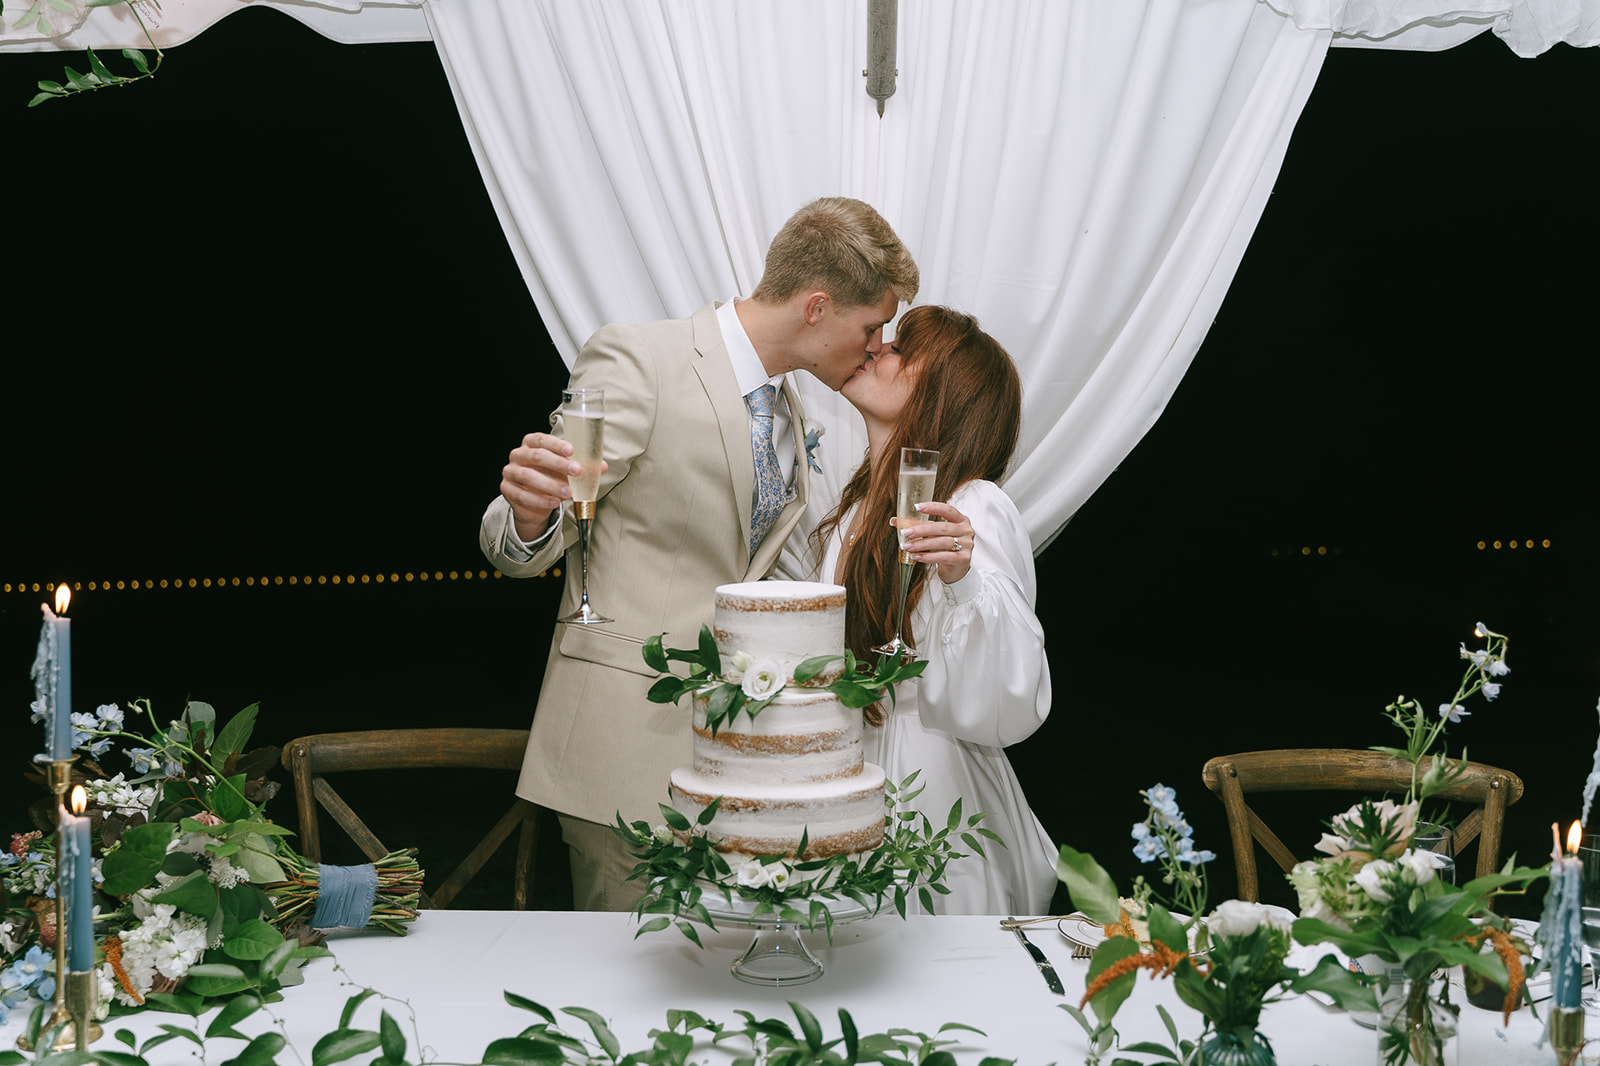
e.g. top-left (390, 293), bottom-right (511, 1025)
top-left (811, 306), bottom-right (1022, 723)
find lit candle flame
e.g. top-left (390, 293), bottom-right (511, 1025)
top-left (55, 585), bottom-right (71, 615)
top-left (70, 784), bottom-right (87, 816)
top-left (1567, 819), bottom-right (1583, 857)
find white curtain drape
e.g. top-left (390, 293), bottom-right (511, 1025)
top-left (425, 0), bottom-right (1324, 547)
top-left (1262, 0), bottom-right (1600, 55)
top-left (0, 1), bottom-right (428, 50)
top-left (427, 0), bottom-right (1330, 553)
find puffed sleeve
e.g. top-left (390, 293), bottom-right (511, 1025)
top-left (915, 480), bottom-right (1051, 748)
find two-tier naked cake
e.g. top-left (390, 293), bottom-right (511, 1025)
top-left (667, 581), bottom-right (887, 863)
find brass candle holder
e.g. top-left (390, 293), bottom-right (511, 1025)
top-left (1552, 1005), bottom-right (1585, 1066)
top-left (15, 757), bottom-right (101, 1051)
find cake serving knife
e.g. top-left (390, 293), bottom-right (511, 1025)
top-left (1002, 917), bottom-right (1064, 995)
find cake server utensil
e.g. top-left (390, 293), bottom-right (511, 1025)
top-left (1003, 917), bottom-right (1064, 995)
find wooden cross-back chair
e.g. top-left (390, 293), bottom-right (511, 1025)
top-left (1200, 749), bottom-right (1524, 903)
top-left (282, 728), bottom-right (543, 910)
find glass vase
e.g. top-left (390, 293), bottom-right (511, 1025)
top-left (1194, 1029), bottom-right (1277, 1065)
top-left (1376, 970), bottom-right (1459, 1066)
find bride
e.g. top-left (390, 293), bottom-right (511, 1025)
top-left (797, 304), bottom-right (1056, 915)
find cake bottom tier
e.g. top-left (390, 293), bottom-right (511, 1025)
top-left (668, 764), bottom-right (887, 860)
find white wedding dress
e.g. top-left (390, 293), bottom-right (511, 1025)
top-left (804, 479), bottom-right (1058, 915)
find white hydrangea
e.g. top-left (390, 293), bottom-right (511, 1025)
top-left (84, 774), bottom-right (158, 818)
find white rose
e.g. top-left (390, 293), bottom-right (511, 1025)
top-left (651, 824), bottom-right (675, 846)
top-left (1354, 859), bottom-right (1396, 903)
top-left (1208, 899), bottom-right (1266, 937)
top-left (735, 860), bottom-right (768, 888)
top-left (741, 660), bottom-right (786, 701)
top-left (1400, 848), bottom-right (1445, 885)
top-left (726, 651), bottom-right (754, 683)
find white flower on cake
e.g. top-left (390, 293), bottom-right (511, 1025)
top-left (740, 659), bottom-right (785, 701)
top-left (726, 651), bottom-right (754, 683)
top-left (733, 859), bottom-right (792, 889)
top-left (651, 824), bottom-right (675, 846)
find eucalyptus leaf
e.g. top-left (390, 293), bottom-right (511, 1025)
top-left (1055, 845), bottom-right (1123, 925)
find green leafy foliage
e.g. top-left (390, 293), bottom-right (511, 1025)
top-left (25, 1), bottom-right (164, 107)
top-left (611, 774), bottom-right (997, 946)
top-left (642, 626), bottom-right (925, 735)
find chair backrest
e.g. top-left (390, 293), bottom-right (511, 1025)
top-left (281, 728), bottom-right (543, 910)
top-left (1200, 748), bottom-right (1524, 903)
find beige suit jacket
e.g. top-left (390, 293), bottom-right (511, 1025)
top-left (480, 302), bottom-right (811, 826)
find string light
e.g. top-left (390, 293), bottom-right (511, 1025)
top-left (3, 569), bottom-right (564, 595)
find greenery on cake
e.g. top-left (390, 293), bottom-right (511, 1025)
top-left (613, 772), bottom-right (999, 945)
top-left (643, 625), bottom-right (925, 735)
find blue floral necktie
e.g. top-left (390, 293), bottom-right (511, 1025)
top-left (747, 383), bottom-right (785, 555)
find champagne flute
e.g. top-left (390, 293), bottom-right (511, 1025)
top-left (557, 387), bottom-right (611, 625)
top-left (1578, 834), bottom-right (1600, 1003)
top-left (873, 447), bottom-right (939, 662)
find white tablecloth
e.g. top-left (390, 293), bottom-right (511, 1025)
top-left (0, 911), bottom-right (1567, 1064)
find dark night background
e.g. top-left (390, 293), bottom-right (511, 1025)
top-left (3, 9), bottom-right (1597, 917)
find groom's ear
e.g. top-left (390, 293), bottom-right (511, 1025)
top-left (803, 291), bottom-right (828, 325)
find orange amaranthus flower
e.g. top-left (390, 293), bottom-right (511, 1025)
top-left (1081, 940), bottom-right (1205, 1008)
top-left (102, 935), bottom-right (144, 1004)
top-left (1463, 925), bottom-right (1526, 1025)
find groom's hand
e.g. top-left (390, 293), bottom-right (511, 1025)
top-left (501, 432), bottom-right (606, 543)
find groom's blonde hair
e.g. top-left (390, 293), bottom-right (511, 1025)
top-left (751, 197), bottom-right (919, 310)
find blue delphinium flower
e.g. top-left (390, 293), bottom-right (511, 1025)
top-left (804, 423), bottom-right (825, 474)
top-left (127, 747), bottom-right (159, 774)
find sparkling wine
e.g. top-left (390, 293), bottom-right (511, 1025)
top-left (564, 413), bottom-right (604, 503)
top-left (896, 467), bottom-right (937, 550)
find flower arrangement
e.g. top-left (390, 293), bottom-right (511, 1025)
top-left (643, 626), bottom-right (925, 735)
top-left (613, 770), bottom-right (998, 944)
top-left (1057, 786), bottom-right (1373, 1066)
top-left (1284, 623), bottom-right (1545, 1066)
top-left (0, 699), bottom-right (419, 1024)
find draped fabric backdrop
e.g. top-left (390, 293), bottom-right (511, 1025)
top-left (425, 0), bottom-right (1331, 553)
top-left (8, 0), bottom-right (1594, 546)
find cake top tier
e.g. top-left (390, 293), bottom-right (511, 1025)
top-left (712, 581), bottom-right (847, 683)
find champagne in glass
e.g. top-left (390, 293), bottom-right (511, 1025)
top-left (874, 447), bottom-right (939, 662)
top-left (896, 455), bottom-right (939, 558)
top-left (564, 411), bottom-right (604, 504)
top-left (557, 387), bottom-right (611, 625)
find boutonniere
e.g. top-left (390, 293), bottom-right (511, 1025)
top-left (803, 421), bottom-right (825, 473)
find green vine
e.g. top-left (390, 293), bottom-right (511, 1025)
top-left (0, 973), bottom-right (1013, 1066)
top-left (22, 0), bottom-right (165, 107)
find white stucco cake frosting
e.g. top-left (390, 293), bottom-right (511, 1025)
top-left (667, 580), bottom-right (886, 864)
top-left (712, 580), bottom-right (846, 683)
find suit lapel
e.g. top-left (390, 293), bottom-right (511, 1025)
top-left (691, 305), bottom-right (755, 542)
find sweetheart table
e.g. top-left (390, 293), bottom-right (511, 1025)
top-left (0, 911), bottom-right (1568, 1064)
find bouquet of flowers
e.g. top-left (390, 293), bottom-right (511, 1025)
top-left (1058, 786), bottom-right (1370, 1066)
top-left (0, 699), bottom-right (420, 1024)
top-left (1286, 624), bottom-right (1544, 1066)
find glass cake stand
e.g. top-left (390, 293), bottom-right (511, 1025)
top-left (699, 894), bottom-right (879, 986)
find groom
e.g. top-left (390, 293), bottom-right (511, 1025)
top-left (480, 197), bottom-right (919, 910)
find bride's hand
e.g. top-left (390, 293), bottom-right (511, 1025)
top-left (894, 500), bottom-right (974, 585)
